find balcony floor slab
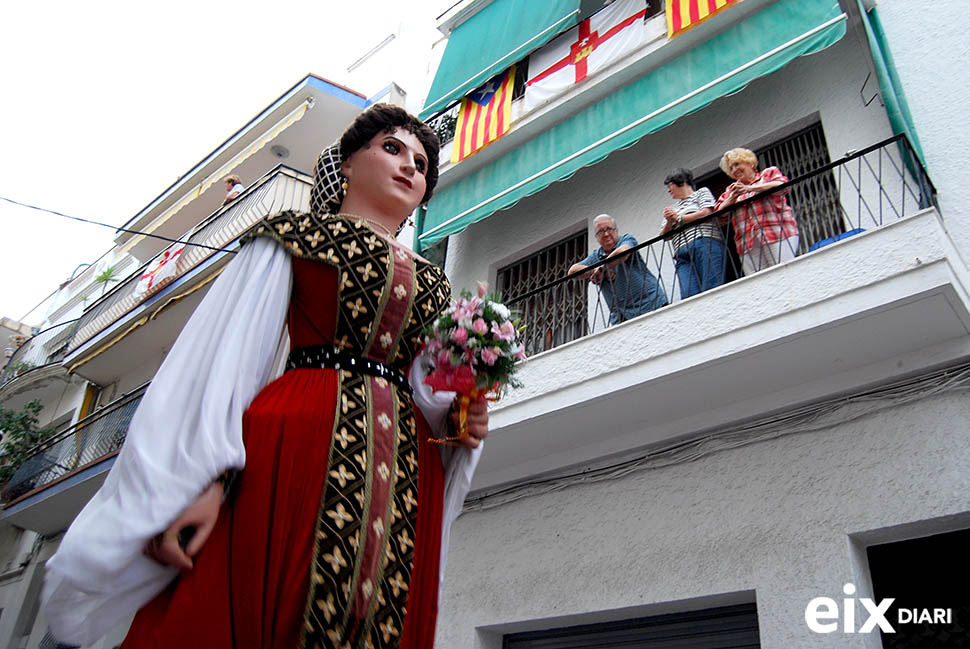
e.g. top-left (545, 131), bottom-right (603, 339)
top-left (478, 208), bottom-right (970, 491)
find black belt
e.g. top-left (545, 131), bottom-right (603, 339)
top-left (286, 345), bottom-right (410, 394)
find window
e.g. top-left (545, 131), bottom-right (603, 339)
top-left (511, 57), bottom-right (530, 102)
top-left (696, 121), bottom-right (843, 259)
top-left (503, 603), bottom-right (760, 648)
top-left (759, 123), bottom-right (843, 252)
top-left (497, 231), bottom-right (588, 356)
top-left (868, 528), bottom-right (970, 648)
top-left (579, 0), bottom-right (663, 23)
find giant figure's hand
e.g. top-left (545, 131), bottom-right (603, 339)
top-left (455, 397), bottom-right (489, 449)
top-left (144, 482), bottom-right (224, 570)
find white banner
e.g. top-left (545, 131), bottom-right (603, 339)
top-left (133, 244), bottom-right (184, 300)
top-left (525, 0), bottom-right (649, 113)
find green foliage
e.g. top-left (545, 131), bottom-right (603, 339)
top-left (0, 400), bottom-right (56, 487)
top-left (94, 265), bottom-right (120, 295)
top-left (9, 360), bottom-right (36, 375)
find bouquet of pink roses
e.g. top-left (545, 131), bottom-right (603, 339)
top-left (423, 282), bottom-right (526, 443)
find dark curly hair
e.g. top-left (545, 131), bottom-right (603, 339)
top-left (663, 168), bottom-right (695, 189)
top-left (340, 103), bottom-right (440, 204)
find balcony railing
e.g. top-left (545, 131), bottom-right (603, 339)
top-left (508, 134), bottom-right (936, 356)
top-left (1, 383), bottom-right (148, 503)
top-left (0, 319), bottom-right (80, 389)
top-left (66, 164), bottom-right (313, 356)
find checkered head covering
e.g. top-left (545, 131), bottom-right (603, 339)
top-left (309, 141), bottom-right (345, 216)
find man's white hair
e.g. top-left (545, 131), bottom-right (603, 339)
top-left (593, 214), bottom-right (615, 226)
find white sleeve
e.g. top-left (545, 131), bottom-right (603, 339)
top-left (406, 353), bottom-right (483, 586)
top-left (41, 237), bottom-right (292, 646)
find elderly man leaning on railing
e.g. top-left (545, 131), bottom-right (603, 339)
top-left (568, 214), bottom-right (667, 325)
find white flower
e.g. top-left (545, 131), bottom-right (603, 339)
top-left (458, 317), bottom-right (474, 330)
top-left (492, 302), bottom-right (511, 319)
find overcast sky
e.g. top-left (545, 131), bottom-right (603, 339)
top-left (0, 0), bottom-right (447, 324)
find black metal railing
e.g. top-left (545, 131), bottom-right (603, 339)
top-left (428, 104), bottom-right (460, 145)
top-left (1, 384), bottom-right (148, 503)
top-left (66, 164), bottom-right (313, 356)
top-left (508, 134), bottom-right (936, 356)
top-left (0, 319), bottom-right (80, 389)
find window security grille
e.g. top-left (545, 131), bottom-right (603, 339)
top-left (758, 123), bottom-right (844, 252)
top-left (696, 122), bottom-right (843, 255)
top-left (503, 602), bottom-right (761, 648)
top-left (497, 231), bottom-right (588, 356)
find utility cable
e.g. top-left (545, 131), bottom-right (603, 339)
top-left (0, 195), bottom-right (236, 254)
top-left (464, 360), bottom-right (970, 512)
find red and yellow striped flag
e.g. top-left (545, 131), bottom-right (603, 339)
top-left (666, 0), bottom-right (739, 39)
top-left (451, 66), bottom-right (516, 164)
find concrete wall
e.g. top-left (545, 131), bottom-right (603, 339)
top-left (445, 33), bottom-right (896, 294)
top-left (0, 525), bottom-right (41, 649)
top-left (436, 389), bottom-right (970, 648)
top-left (874, 0), bottom-right (970, 259)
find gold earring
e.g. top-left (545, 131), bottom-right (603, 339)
top-left (341, 180), bottom-right (348, 198)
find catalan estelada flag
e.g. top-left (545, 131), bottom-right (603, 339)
top-left (451, 65), bottom-right (515, 164)
top-left (666, 0), bottom-right (739, 39)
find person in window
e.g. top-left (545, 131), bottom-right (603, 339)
top-left (659, 168), bottom-right (726, 298)
top-left (715, 148), bottom-right (799, 274)
top-left (568, 214), bottom-right (667, 324)
top-left (222, 174), bottom-right (245, 205)
top-left (42, 104), bottom-right (488, 649)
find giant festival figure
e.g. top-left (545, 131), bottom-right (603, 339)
top-left (42, 104), bottom-right (489, 649)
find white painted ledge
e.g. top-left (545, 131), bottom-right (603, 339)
top-left (477, 208), bottom-right (970, 491)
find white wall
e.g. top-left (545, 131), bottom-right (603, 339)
top-left (445, 33), bottom-right (895, 294)
top-left (873, 0), bottom-right (970, 258)
top-left (436, 389), bottom-right (970, 648)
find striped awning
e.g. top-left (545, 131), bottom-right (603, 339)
top-left (417, 0), bottom-right (846, 251)
top-left (420, 0), bottom-right (581, 120)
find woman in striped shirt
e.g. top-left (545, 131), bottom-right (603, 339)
top-left (660, 168), bottom-right (727, 298)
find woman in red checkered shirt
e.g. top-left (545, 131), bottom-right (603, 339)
top-left (715, 147), bottom-right (800, 275)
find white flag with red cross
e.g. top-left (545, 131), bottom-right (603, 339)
top-left (524, 0), bottom-right (649, 113)
top-left (133, 243), bottom-right (184, 300)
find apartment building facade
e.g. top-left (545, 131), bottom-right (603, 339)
top-left (419, 0), bottom-right (970, 647)
top-left (0, 74), bottom-right (377, 648)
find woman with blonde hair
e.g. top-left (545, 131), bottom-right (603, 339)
top-left (222, 174), bottom-right (245, 205)
top-left (715, 147), bottom-right (799, 274)
top-left (43, 104), bottom-right (487, 649)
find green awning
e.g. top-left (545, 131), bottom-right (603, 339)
top-left (420, 0), bottom-right (581, 120)
top-left (857, 0), bottom-right (925, 166)
top-left (418, 0), bottom-right (847, 251)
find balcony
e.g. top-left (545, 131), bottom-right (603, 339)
top-left (64, 165), bottom-right (312, 386)
top-left (0, 320), bottom-right (80, 408)
top-left (474, 136), bottom-right (970, 492)
top-left (1, 384), bottom-right (146, 534)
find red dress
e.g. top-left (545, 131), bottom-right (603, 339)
top-left (123, 213), bottom-right (453, 649)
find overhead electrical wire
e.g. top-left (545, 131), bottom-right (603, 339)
top-left (464, 361), bottom-right (970, 513)
top-left (0, 195), bottom-right (236, 254)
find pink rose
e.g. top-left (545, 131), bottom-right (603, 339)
top-left (472, 318), bottom-right (488, 335)
top-left (481, 348), bottom-right (498, 365)
top-left (477, 281), bottom-right (488, 298)
top-left (451, 327), bottom-right (468, 345)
